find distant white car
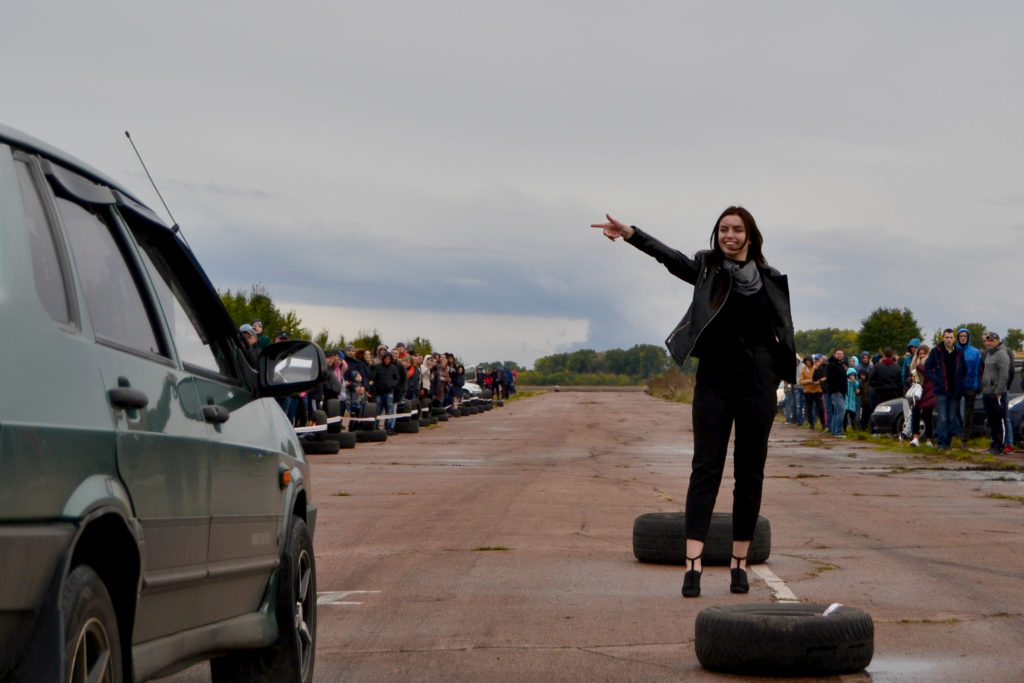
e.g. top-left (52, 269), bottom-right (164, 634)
top-left (462, 381), bottom-right (483, 399)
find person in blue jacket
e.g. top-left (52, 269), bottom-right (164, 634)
top-left (957, 328), bottom-right (982, 443)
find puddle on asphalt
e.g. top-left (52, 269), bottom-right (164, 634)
top-left (860, 468), bottom-right (1024, 482)
top-left (866, 657), bottom-right (935, 675)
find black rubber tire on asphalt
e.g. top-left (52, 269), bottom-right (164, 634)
top-left (419, 418), bottom-right (431, 428)
top-left (396, 420), bottom-right (419, 434)
top-left (326, 431), bottom-right (357, 449)
top-left (300, 437), bottom-right (339, 455)
top-left (436, 413), bottom-right (448, 422)
top-left (695, 603), bottom-right (873, 676)
top-left (481, 389), bottom-right (493, 399)
top-left (311, 409), bottom-right (328, 441)
top-left (431, 407), bottom-right (446, 417)
top-left (448, 408), bottom-right (461, 418)
top-left (348, 402), bottom-right (378, 432)
top-left (368, 429), bottom-right (388, 442)
top-left (496, 400), bottom-right (504, 407)
top-left (355, 430), bottom-right (371, 442)
top-left (62, 565), bottom-right (123, 683)
top-left (324, 399), bottom-right (342, 433)
top-left (211, 516), bottom-right (317, 683)
top-left (632, 512), bottom-right (771, 566)
top-left (893, 414), bottom-right (905, 435)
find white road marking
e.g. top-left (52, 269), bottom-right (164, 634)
top-left (317, 590), bottom-right (381, 606)
top-left (751, 566), bottom-right (798, 602)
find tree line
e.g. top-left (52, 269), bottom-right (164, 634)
top-left (796, 307), bottom-right (1023, 358)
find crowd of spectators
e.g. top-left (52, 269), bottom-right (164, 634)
top-left (782, 327), bottom-right (1019, 454)
top-left (239, 320), bottom-right (517, 435)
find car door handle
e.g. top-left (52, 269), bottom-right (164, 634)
top-left (108, 386), bottom-right (149, 410)
top-left (202, 404), bottom-right (230, 424)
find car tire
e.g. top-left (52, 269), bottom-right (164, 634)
top-left (496, 400), bottom-right (504, 407)
top-left (311, 409), bottom-right (328, 441)
top-left (324, 399), bottom-right (342, 433)
top-left (419, 418), bottom-right (431, 428)
top-left (326, 431), bottom-right (357, 449)
top-left (695, 603), bottom-right (873, 676)
top-left (368, 429), bottom-right (388, 442)
top-left (355, 430), bottom-right (371, 442)
top-left (211, 516), bottom-right (317, 683)
top-left (300, 437), bottom-right (339, 455)
top-left (396, 421), bottom-right (419, 434)
top-left (481, 389), bottom-right (493, 399)
top-left (632, 512), bottom-right (771, 566)
top-left (436, 413), bottom-right (448, 422)
top-left (62, 565), bottom-right (123, 683)
top-left (893, 415), bottom-right (904, 435)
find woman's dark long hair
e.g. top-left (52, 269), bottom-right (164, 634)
top-left (709, 206), bottom-right (766, 266)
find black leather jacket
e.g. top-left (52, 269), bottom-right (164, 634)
top-left (625, 227), bottom-right (796, 383)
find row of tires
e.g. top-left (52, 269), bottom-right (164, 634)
top-left (298, 394), bottom-right (504, 454)
top-left (632, 511), bottom-right (874, 676)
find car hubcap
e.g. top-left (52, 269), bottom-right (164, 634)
top-left (68, 616), bottom-right (114, 683)
top-left (295, 548), bottom-right (314, 678)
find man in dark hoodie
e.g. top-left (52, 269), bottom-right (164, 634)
top-left (957, 328), bottom-right (982, 443)
top-left (924, 329), bottom-right (967, 451)
top-left (826, 349), bottom-right (849, 436)
top-left (370, 352), bottom-right (403, 434)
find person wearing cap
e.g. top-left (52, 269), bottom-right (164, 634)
top-left (251, 319), bottom-right (271, 348)
top-left (239, 324), bottom-right (259, 366)
top-left (274, 330), bottom-right (289, 342)
top-left (980, 331), bottom-right (1011, 454)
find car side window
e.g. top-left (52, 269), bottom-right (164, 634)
top-left (56, 197), bottom-right (164, 356)
top-left (133, 235), bottom-right (232, 377)
top-left (14, 159), bottom-right (72, 324)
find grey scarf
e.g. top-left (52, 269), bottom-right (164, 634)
top-left (723, 258), bottom-right (762, 295)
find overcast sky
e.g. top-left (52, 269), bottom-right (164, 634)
top-left (3, 2), bottom-right (1021, 367)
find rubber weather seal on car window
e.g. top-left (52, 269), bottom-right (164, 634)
top-left (41, 160), bottom-right (116, 205)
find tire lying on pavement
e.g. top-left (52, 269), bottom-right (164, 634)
top-left (695, 603), bottom-right (874, 676)
top-left (367, 428), bottom-right (388, 442)
top-left (324, 399), bottom-right (342, 433)
top-left (326, 431), bottom-right (357, 449)
top-left (632, 512), bottom-right (770, 566)
top-left (396, 420), bottom-right (419, 434)
top-left (300, 437), bottom-right (339, 455)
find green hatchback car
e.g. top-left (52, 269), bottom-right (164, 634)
top-left (0, 124), bottom-right (326, 682)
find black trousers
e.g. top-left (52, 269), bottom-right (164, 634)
top-left (686, 386), bottom-right (778, 542)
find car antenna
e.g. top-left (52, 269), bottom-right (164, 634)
top-left (124, 130), bottom-right (184, 238)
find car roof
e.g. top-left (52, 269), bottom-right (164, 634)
top-left (0, 122), bottom-right (161, 225)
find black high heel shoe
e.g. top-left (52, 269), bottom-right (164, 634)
top-left (730, 555), bottom-right (749, 594)
top-left (682, 555), bottom-right (702, 597)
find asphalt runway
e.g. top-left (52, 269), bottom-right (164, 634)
top-left (158, 391), bottom-right (1024, 682)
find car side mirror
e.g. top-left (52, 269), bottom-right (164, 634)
top-left (257, 340), bottom-right (328, 396)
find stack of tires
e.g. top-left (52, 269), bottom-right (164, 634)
top-left (299, 408), bottom-right (338, 455)
top-left (349, 402), bottom-right (387, 443)
top-left (631, 511), bottom-right (874, 676)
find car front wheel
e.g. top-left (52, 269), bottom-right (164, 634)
top-left (63, 565), bottom-right (123, 683)
top-left (211, 515), bottom-right (317, 682)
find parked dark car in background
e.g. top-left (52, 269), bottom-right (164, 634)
top-left (0, 123), bottom-right (326, 682)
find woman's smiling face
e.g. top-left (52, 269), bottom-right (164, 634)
top-left (717, 214), bottom-right (749, 261)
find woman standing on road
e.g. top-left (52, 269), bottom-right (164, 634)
top-left (590, 207), bottom-right (795, 597)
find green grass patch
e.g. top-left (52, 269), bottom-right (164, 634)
top-left (331, 491), bottom-right (351, 496)
top-left (984, 493), bottom-right (1024, 505)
